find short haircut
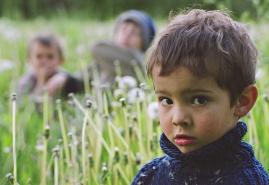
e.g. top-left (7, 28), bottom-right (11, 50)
top-left (147, 9), bottom-right (257, 105)
top-left (27, 33), bottom-right (64, 61)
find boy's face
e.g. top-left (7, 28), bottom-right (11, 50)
top-left (29, 42), bottom-right (62, 80)
top-left (152, 66), bottom-right (238, 153)
top-left (114, 21), bottom-right (143, 50)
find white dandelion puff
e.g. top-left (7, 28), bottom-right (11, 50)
top-left (256, 68), bottom-right (264, 80)
top-left (147, 102), bottom-right (159, 119)
top-left (117, 76), bottom-right (137, 90)
top-left (0, 60), bottom-right (14, 73)
top-left (127, 88), bottom-right (145, 103)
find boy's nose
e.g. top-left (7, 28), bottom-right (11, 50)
top-left (172, 106), bottom-right (191, 127)
top-left (39, 58), bottom-right (48, 66)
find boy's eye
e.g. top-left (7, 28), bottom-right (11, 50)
top-left (37, 54), bottom-right (42, 59)
top-left (192, 96), bottom-right (208, 105)
top-left (47, 54), bottom-right (54, 60)
top-left (159, 97), bottom-right (173, 106)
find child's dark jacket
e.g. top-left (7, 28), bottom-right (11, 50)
top-left (17, 69), bottom-right (80, 98)
top-left (132, 122), bottom-right (269, 185)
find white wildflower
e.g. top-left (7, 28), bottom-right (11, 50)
top-left (147, 102), bottom-right (159, 120)
top-left (0, 59), bottom-right (14, 72)
top-left (113, 88), bottom-right (125, 99)
top-left (5, 28), bottom-right (21, 42)
top-left (127, 88), bottom-right (145, 103)
top-left (256, 68), bottom-right (264, 80)
top-left (0, 22), bottom-right (21, 42)
top-left (3, 147), bottom-right (12, 153)
top-left (117, 76), bottom-right (137, 90)
top-left (35, 143), bottom-right (44, 151)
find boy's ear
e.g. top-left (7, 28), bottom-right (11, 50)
top-left (234, 84), bottom-right (258, 118)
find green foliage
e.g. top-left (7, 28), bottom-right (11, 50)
top-left (1, 0), bottom-right (269, 20)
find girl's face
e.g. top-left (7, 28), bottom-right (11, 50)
top-left (114, 21), bottom-right (143, 50)
top-left (29, 42), bottom-right (62, 80)
top-left (152, 66), bottom-right (238, 153)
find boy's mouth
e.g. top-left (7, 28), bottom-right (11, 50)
top-left (174, 134), bottom-right (196, 146)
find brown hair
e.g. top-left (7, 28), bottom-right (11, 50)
top-left (27, 33), bottom-right (64, 61)
top-left (147, 9), bottom-right (257, 105)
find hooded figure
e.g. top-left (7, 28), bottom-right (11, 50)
top-left (91, 10), bottom-right (156, 86)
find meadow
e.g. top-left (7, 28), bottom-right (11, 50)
top-left (0, 18), bottom-right (268, 185)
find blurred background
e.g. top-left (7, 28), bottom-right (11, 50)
top-left (0, 0), bottom-right (269, 20)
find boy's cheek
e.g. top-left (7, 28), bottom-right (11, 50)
top-left (158, 111), bottom-right (171, 130)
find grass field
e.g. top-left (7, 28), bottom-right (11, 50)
top-left (0, 18), bottom-right (268, 184)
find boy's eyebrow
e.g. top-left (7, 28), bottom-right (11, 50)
top-left (155, 90), bottom-right (170, 94)
top-left (182, 88), bottom-right (213, 94)
top-left (155, 88), bottom-right (213, 95)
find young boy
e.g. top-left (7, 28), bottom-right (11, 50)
top-left (132, 9), bottom-right (269, 185)
top-left (48, 10), bottom-right (156, 94)
top-left (17, 33), bottom-right (78, 102)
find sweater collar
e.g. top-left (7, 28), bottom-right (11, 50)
top-left (160, 121), bottom-right (253, 165)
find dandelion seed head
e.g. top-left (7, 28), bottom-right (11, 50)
top-left (139, 82), bottom-right (146, 90)
top-left (44, 125), bottom-right (50, 139)
top-left (11, 93), bottom-right (16, 101)
top-left (113, 88), bottom-right (125, 99)
top-left (3, 147), bottom-right (12, 153)
top-left (68, 92), bottom-right (74, 99)
top-left (135, 153), bottom-right (142, 165)
top-left (119, 98), bottom-right (126, 107)
top-left (35, 143), bottom-right (44, 151)
top-left (67, 131), bottom-right (73, 138)
top-left (0, 59), bottom-right (14, 73)
top-left (0, 22), bottom-right (21, 42)
top-left (85, 99), bottom-right (93, 108)
top-left (117, 76), bottom-right (137, 90)
top-left (101, 163), bottom-right (108, 172)
top-left (128, 88), bottom-right (145, 103)
top-left (256, 68), bottom-right (264, 80)
top-left (5, 173), bottom-right (14, 182)
top-left (147, 102), bottom-right (159, 119)
top-left (52, 145), bottom-right (60, 155)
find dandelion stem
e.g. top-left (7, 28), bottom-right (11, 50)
top-left (56, 100), bottom-right (72, 183)
top-left (69, 94), bottom-right (86, 114)
top-left (82, 110), bottom-right (89, 185)
top-left (11, 93), bottom-right (18, 185)
top-left (54, 153), bottom-right (59, 185)
top-left (41, 93), bottom-right (50, 185)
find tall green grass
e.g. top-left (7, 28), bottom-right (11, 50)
top-left (0, 18), bottom-right (268, 184)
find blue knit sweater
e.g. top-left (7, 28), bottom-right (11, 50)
top-left (132, 122), bottom-right (269, 185)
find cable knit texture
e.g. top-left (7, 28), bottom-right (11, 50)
top-left (131, 122), bottom-right (269, 185)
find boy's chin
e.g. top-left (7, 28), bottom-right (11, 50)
top-left (174, 142), bottom-right (201, 154)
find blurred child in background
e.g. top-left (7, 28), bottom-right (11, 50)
top-left (17, 33), bottom-right (77, 103)
top-left (48, 10), bottom-right (156, 94)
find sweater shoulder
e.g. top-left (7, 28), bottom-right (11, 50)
top-left (221, 158), bottom-right (269, 185)
top-left (131, 156), bottom-right (166, 185)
